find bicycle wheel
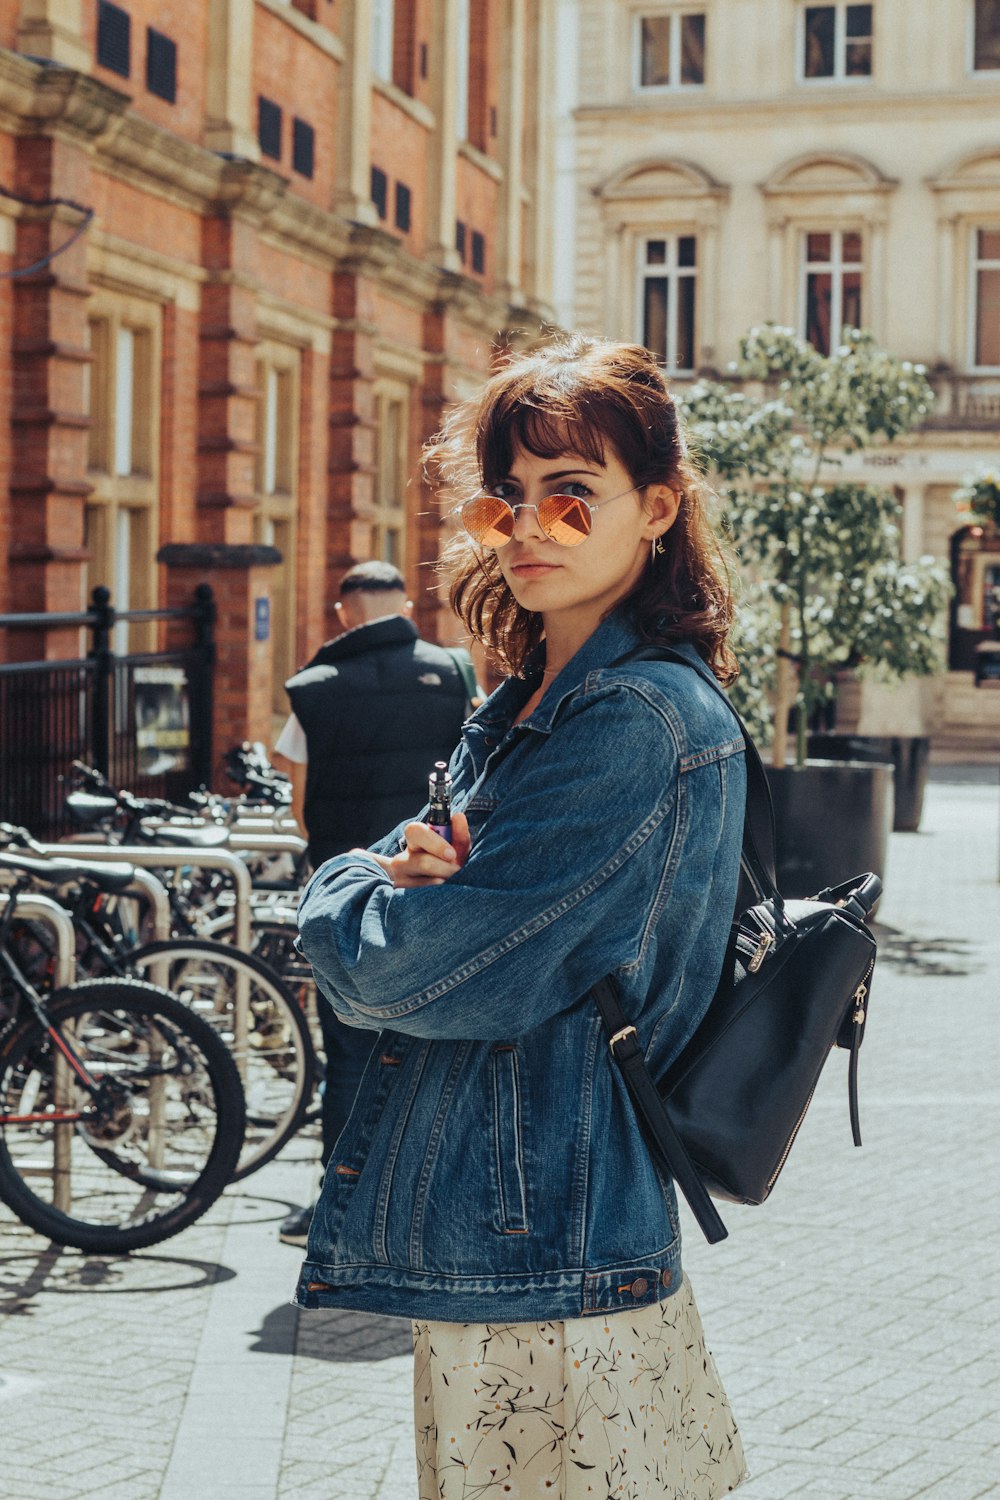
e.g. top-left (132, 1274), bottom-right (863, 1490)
top-left (0, 979), bottom-right (245, 1254)
top-left (129, 940), bottom-right (314, 1179)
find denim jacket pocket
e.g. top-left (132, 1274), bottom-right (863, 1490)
top-left (490, 1043), bottom-right (529, 1234)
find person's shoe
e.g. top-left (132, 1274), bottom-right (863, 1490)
top-left (278, 1203), bottom-right (314, 1247)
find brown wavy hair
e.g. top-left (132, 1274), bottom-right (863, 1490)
top-left (426, 334), bottom-right (737, 685)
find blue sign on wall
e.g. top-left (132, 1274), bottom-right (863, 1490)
top-left (254, 597), bottom-right (270, 642)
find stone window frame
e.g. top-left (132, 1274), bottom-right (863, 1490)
top-left (593, 157), bottom-right (728, 375)
top-left (85, 290), bottom-right (162, 655)
top-left (969, 0), bottom-right (1000, 74)
top-left (253, 339), bottom-right (301, 714)
top-left (371, 375), bottom-right (411, 575)
top-left (635, 233), bottom-right (698, 374)
top-left (800, 227), bottom-right (865, 355)
top-left (631, 6), bottom-right (708, 94)
top-left (759, 152), bottom-right (896, 346)
top-left (796, 2), bottom-right (875, 86)
top-left (926, 150), bottom-right (1000, 372)
top-left (969, 226), bottom-right (1000, 371)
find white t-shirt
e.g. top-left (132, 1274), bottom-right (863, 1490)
top-left (274, 712), bottom-right (308, 764)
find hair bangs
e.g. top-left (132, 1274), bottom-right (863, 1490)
top-left (478, 378), bottom-right (613, 489)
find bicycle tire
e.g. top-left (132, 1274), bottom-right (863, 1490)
top-left (129, 940), bottom-right (314, 1179)
top-left (0, 979), bottom-right (245, 1254)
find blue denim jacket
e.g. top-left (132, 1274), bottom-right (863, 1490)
top-left (293, 611), bottom-right (746, 1323)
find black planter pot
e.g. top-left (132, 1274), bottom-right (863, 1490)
top-left (765, 760), bottom-right (894, 899)
top-left (808, 734), bottom-right (931, 832)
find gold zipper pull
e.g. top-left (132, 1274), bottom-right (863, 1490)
top-left (748, 930), bottom-right (774, 973)
top-left (852, 981), bottom-right (868, 1024)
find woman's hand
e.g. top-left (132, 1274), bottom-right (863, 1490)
top-left (359, 812), bottom-right (471, 888)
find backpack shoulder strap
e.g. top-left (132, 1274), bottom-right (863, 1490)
top-left (617, 645), bottom-right (781, 907)
top-left (446, 647), bottom-right (480, 712)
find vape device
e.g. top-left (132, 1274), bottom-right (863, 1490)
top-left (427, 761), bottom-right (452, 843)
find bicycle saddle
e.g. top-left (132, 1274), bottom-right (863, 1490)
top-left (149, 824), bottom-right (230, 850)
top-left (65, 791), bottom-right (119, 825)
top-left (0, 851), bottom-right (137, 894)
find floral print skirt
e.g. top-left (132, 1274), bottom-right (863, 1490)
top-left (412, 1276), bottom-right (747, 1499)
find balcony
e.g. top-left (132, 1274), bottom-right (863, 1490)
top-left (924, 371), bottom-right (1000, 431)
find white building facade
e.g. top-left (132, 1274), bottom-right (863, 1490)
top-left (558, 0), bottom-right (1000, 750)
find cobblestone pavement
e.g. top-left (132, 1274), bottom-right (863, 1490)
top-left (1, 772), bottom-right (998, 1500)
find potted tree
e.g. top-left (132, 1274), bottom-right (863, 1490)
top-left (681, 325), bottom-right (951, 893)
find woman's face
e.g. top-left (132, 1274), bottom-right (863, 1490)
top-left (490, 442), bottom-right (678, 650)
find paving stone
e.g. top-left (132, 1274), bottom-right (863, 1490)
top-left (0, 782), bottom-right (998, 1498)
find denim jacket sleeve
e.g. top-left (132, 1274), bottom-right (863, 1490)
top-left (297, 683), bottom-right (683, 1041)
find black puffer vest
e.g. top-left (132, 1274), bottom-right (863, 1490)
top-left (285, 616), bottom-right (469, 865)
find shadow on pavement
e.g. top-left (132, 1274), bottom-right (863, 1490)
top-left (0, 1241), bottom-right (236, 1311)
top-left (872, 921), bottom-right (984, 977)
top-left (248, 1303), bottom-right (413, 1363)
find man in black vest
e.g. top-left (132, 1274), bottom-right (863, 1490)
top-left (274, 561), bottom-right (475, 1244)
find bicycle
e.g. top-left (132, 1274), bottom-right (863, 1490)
top-left (0, 859), bottom-right (245, 1254)
top-left (0, 830), bottom-right (315, 1181)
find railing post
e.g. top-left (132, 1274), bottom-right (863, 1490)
top-left (89, 585), bottom-right (114, 774)
top-left (189, 583), bottom-right (216, 787)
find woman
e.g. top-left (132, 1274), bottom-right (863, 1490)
top-left (294, 335), bottom-right (749, 1497)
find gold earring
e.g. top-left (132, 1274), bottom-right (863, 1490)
top-left (651, 536), bottom-right (665, 560)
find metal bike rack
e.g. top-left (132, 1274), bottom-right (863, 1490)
top-left (226, 832), bottom-right (307, 858)
top-left (10, 894), bottom-right (81, 1212)
top-left (35, 844), bottom-right (255, 1068)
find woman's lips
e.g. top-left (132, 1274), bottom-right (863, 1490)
top-left (510, 560), bottom-right (560, 576)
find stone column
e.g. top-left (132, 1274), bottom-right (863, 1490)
top-left (196, 162), bottom-right (284, 545)
top-left (333, 0), bottom-right (378, 224)
top-left (204, 0), bottom-right (259, 160)
top-left (16, 0), bottom-right (89, 71)
top-left (900, 482), bottom-right (926, 563)
top-left (326, 243), bottom-right (381, 637)
top-left (5, 74), bottom-right (128, 651)
top-left (159, 543), bottom-right (282, 764)
top-left (494, 0), bottom-right (526, 300)
top-left (426, 0), bottom-right (461, 270)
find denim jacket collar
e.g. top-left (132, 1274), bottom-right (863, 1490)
top-left (469, 609), bottom-right (704, 739)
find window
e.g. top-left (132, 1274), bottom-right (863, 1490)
top-left (973, 228), bottom-right (1000, 367)
top-left (802, 4), bottom-right (872, 80)
top-left (802, 230), bottom-right (863, 354)
top-left (455, 220), bottom-right (467, 261)
top-left (638, 236), bottom-right (697, 372)
top-left (292, 118), bottom-right (315, 179)
top-left (372, 0), bottom-right (394, 80)
top-left (471, 230), bottom-right (485, 274)
top-left (255, 348), bottom-right (300, 714)
top-left (395, 182), bottom-right (412, 233)
top-left (637, 11), bottom-right (706, 89)
top-left (258, 97), bottom-right (282, 161)
top-left (85, 301), bottom-right (160, 654)
top-left (97, 0), bottom-right (131, 77)
top-left (146, 27), bottom-right (176, 102)
top-left (372, 385), bottom-right (409, 570)
top-left (974, 0), bottom-right (1000, 70)
top-left (371, 166), bottom-right (388, 220)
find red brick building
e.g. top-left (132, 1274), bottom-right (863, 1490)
top-left (0, 0), bottom-right (557, 762)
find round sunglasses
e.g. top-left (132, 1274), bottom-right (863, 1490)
top-left (455, 484), bottom-right (638, 549)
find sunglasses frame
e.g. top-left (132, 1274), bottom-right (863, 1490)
top-left (452, 483), bottom-right (639, 549)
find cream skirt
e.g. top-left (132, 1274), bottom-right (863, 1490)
top-left (413, 1276), bottom-right (747, 1499)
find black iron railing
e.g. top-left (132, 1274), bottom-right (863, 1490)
top-left (0, 585), bottom-right (215, 836)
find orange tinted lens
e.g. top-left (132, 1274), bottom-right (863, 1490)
top-left (460, 496), bottom-right (515, 548)
top-left (539, 494), bottom-right (592, 546)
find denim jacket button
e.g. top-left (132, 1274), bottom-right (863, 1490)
top-left (660, 1269), bottom-right (673, 1289)
top-left (630, 1277), bottom-right (649, 1298)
